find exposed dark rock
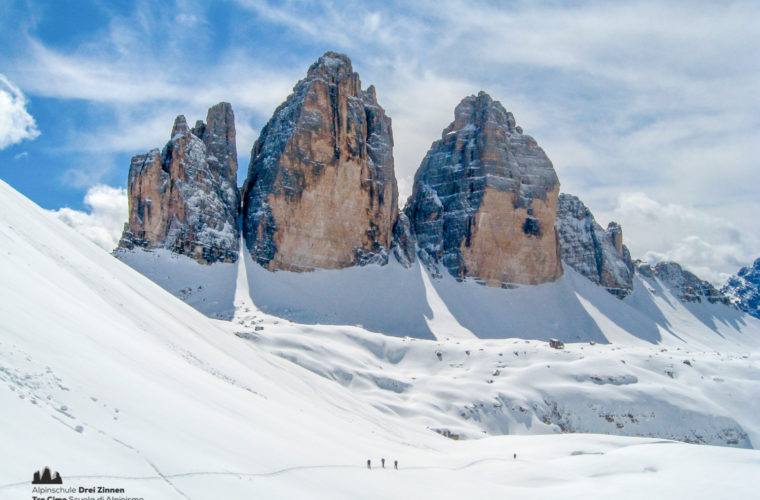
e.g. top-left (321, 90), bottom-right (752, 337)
top-left (638, 261), bottom-right (731, 305)
top-left (391, 212), bottom-right (416, 268)
top-left (118, 102), bottom-right (239, 263)
top-left (722, 258), bottom-right (760, 318)
top-left (555, 193), bottom-right (634, 298)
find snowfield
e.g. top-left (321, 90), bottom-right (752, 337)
top-left (2, 179), bottom-right (760, 499)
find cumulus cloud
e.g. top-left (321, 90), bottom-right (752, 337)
top-left (611, 192), bottom-right (758, 285)
top-left (50, 185), bottom-right (128, 252)
top-left (0, 73), bottom-right (40, 149)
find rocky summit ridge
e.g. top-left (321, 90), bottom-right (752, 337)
top-left (118, 102), bottom-right (239, 264)
top-left (556, 193), bottom-right (634, 298)
top-left (241, 52), bottom-right (397, 271)
top-left (405, 91), bottom-right (563, 286)
top-left (637, 261), bottom-right (731, 305)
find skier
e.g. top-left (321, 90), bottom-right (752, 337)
top-left (381, 458), bottom-right (385, 468)
top-left (367, 459), bottom-right (371, 469)
top-left (514, 453), bottom-right (517, 460)
top-left (394, 460), bottom-right (398, 470)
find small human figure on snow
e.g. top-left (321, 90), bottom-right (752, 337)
top-left (367, 459), bottom-right (371, 469)
top-left (381, 458), bottom-right (385, 468)
top-left (514, 453), bottom-right (517, 460)
top-left (394, 460), bottom-right (398, 470)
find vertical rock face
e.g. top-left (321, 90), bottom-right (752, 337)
top-left (722, 258), bottom-right (760, 318)
top-left (555, 193), bottom-right (634, 298)
top-left (119, 102), bottom-right (240, 263)
top-left (241, 52), bottom-right (397, 271)
top-left (638, 261), bottom-right (731, 305)
top-left (391, 212), bottom-right (416, 268)
top-left (405, 91), bottom-right (562, 286)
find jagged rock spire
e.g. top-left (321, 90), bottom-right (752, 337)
top-left (555, 193), bottom-right (634, 298)
top-left (118, 102), bottom-right (240, 263)
top-left (241, 51), bottom-right (398, 271)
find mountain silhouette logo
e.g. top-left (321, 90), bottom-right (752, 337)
top-left (32, 467), bottom-right (62, 484)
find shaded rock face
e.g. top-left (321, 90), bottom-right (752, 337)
top-left (405, 91), bottom-right (562, 286)
top-left (391, 212), bottom-right (416, 268)
top-left (556, 194), bottom-right (634, 298)
top-left (638, 261), bottom-right (731, 305)
top-left (119, 102), bottom-right (239, 263)
top-left (241, 52), bottom-right (397, 271)
top-left (722, 258), bottom-right (760, 318)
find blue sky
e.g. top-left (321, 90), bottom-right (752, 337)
top-left (1, 0), bottom-right (758, 284)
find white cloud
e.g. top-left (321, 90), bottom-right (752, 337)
top-left (50, 185), bottom-right (128, 252)
top-left (610, 192), bottom-right (759, 285)
top-left (0, 73), bottom-right (40, 149)
top-left (233, 0), bottom-right (353, 46)
top-left (19, 41), bottom-right (186, 104)
top-left (18, 39), bottom-right (294, 174)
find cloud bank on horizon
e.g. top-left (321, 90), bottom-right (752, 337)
top-left (0, 0), bottom-right (758, 285)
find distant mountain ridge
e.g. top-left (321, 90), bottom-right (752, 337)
top-left (723, 258), bottom-right (760, 318)
top-left (638, 261), bottom-right (731, 305)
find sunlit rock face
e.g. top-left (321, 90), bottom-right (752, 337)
top-left (119, 102), bottom-right (239, 263)
top-left (405, 91), bottom-right (562, 286)
top-left (556, 193), bottom-right (634, 298)
top-left (241, 52), bottom-right (398, 271)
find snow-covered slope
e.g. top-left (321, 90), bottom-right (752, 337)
top-left (235, 289), bottom-right (760, 449)
top-left (3, 178), bottom-right (760, 499)
top-left (0, 181), bottom-right (435, 496)
top-left (115, 247), bottom-right (238, 319)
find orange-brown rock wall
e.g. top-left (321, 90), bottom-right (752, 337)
top-left (242, 52), bottom-right (397, 271)
top-left (461, 186), bottom-right (562, 286)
